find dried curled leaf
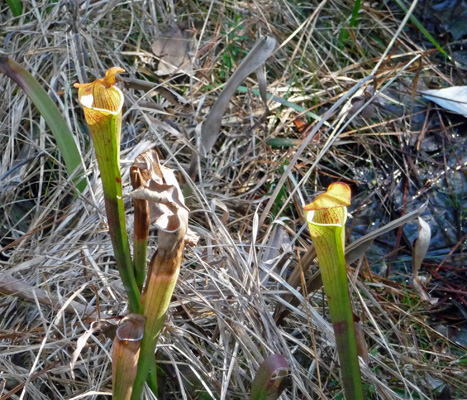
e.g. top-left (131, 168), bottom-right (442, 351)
top-left (131, 150), bottom-right (154, 189)
top-left (128, 151), bottom-right (187, 226)
top-left (413, 217), bottom-right (431, 276)
top-left (412, 217), bottom-right (437, 305)
top-left (130, 150), bottom-right (194, 398)
top-left (412, 278), bottom-right (438, 305)
top-left (127, 149), bottom-right (197, 247)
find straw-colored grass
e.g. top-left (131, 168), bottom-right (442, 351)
top-left (1, 1), bottom-right (466, 399)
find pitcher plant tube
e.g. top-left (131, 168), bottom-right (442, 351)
top-left (127, 149), bottom-right (194, 399)
top-left (74, 68), bottom-right (140, 312)
top-left (112, 314), bottom-right (146, 400)
top-left (303, 182), bottom-right (363, 400)
top-left (250, 354), bottom-right (289, 400)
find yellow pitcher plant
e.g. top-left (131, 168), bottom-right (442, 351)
top-left (303, 183), bottom-right (363, 399)
top-left (75, 68), bottom-right (140, 313)
top-left (75, 68), bottom-right (193, 399)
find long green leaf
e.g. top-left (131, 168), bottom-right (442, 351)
top-left (0, 57), bottom-right (85, 192)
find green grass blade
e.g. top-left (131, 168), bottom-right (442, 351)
top-left (339, 0), bottom-right (362, 46)
top-left (349, 0), bottom-right (362, 28)
top-left (97, 131), bottom-right (140, 311)
top-left (6, 0), bottom-right (22, 17)
top-left (0, 57), bottom-right (86, 192)
top-left (394, 0), bottom-right (450, 60)
top-left (236, 85), bottom-right (330, 127)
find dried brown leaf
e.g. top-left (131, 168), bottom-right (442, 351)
top-left (412, 278), bottom-right (438, 305)
top-left (411, 217), bottom-right (436, 304)
top-left (127, 150), bottom-right (196, 248)
top-left (421, 86), bottom-right (467, 116)
top-left (152, 25), bottom-right (194, 76)
top-left (354, 320), bottom-right (370, 365)
top-left (0, 272), bottom-right (95, 316)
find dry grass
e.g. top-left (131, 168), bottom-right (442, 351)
top-left (1, 0), bottom-right (466, 399)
